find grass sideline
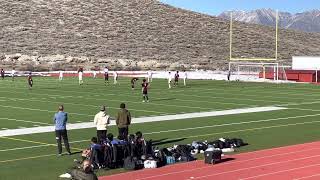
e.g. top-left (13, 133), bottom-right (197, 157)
top-left (0, 76), bottom-right (320, 179)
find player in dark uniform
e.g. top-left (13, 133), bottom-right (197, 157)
top-left (174, 71), bottom-right (179, 86)
top-left (0, 69), bottom-right (4, 80)
top-left (104, 67), bottom-right (109, 85)
top-left (27, 72), bottom-right (33, 90)
top-left (131, 77), bottom-right (139, 90)
top-left (141, 79), bottom-right (149, 102)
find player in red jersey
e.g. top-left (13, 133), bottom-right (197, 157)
top-left (0, 69), bottom-right (4, 80)
top-left (174, 71), bottom-right (179, 86)
top-left (141, 79), bottom-right (149, 102)
top-left (131, 77), bottom-right (139, 90)
top-left (27, 72), bottom-right (33, 90)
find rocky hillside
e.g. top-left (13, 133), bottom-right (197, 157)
top-left (219, 9), bottom-right (320, 33)
top-left (1, 0), bottom-right (320, 71)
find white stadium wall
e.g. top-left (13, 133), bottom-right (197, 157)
top-left (292, 56), bottom-right (320, 70)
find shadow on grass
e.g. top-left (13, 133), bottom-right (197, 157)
top-left (153, 138), bottom-right (186, 146)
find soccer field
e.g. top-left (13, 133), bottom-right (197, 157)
top-left (1, 76), bottom-right (320, 179)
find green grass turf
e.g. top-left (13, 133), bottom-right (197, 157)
top-left (1, 76), bottom-right (320, 179)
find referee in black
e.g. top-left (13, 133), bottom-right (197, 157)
top-left (53, 105), bottom-right (71, 156)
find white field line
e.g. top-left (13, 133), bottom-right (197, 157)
top-left (0, 96), bottom-right (169, 114)
top-left (0, 104), bottom-right (92, 117)
top-left (239, 164), bottom-right (320, 180)
top-left (0, 106), bottom-right (286, 137)
top-left (0, 117), bottom-right (51, 125)
top-left (0, 81), bottom-right (277, 106)
top-left (3, 77), bottom-right (320, 99)
top-left (143, 113), bottom-right (320, 135)
top-left (294, 173), bottom-right (320, 180)
top-left (7, 108), bottom-right (318, 152)
top-left (0, 139), bottom-right (88, 152)
top-left (2, 120), bottom-right (320, 158)
top-left (0, 87), bottom-right (254, 108)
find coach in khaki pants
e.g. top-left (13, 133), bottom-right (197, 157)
top-left (116, 103), bottom-right (131, 140)
top-left (94, 105), bottom-right (110, 143)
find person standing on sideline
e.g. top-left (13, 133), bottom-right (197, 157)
top-left (11, 68), bottom-right (15, 81)
top-left (116, 103), bottom-right (131, 140)
top-left (93, 105), bottom-right (110, 143)
top-left (53, 105), bottom-right (71, 156)
top-left (168, 71), bottom-right (172, 89)
top-left (78, 67), bottom-right (84, 85)
top-left (59, 70), bottom-right (63, 81)
top-left (147, 70), bottom-right (153, 82)
top-left (104, 66), bottom-right (109, 85)
top-left (142, 79), bottom-right (149, 102)
top-left (113, 71), bottom-right (118, 84)
top-left (227, 70), bottom-right (231, 81)
top-left (1, 69), bottom-right (4, 80)
top-left (27, 72), bottom-right (33, 90)
top-left (183, 70), bottom-right (187, 86)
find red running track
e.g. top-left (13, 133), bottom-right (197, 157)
top-left (100, 141), bottom-right (320, 180)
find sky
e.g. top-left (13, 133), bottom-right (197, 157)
top-left (159, 0), bottom-right (320, 15)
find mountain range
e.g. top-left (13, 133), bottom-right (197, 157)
top-left (219, 9), bottom-right (320, 33)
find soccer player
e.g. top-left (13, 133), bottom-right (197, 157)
top-left (147, 70), bottom-right (153, 82)
top-left (11, 68), bottom-right (15, 81)
top-left (131, 77), bottom-right (139, 90)
top-left (59, 70), bottom-right (63, 81)
top-left (104, 66), bottom-right (109, 85)
top-left (93, 70), bottom-right (97, 79)
top-left (174, 71), bottom-right (179, 86)
top-left (113, 71), bottom-right (118, 85)
top-left (168, 71), bottom-right (172, 89)
top-left (142, 79), bottom-right (149, 102)
top-left (78, 67), bottom-right (83, 85)
top-left (0, 69), bottom-right (4, 80)
top-left (27, 72), bottom-right (33, 90)
top-left (183, 70), bottom-right (187, 86)
top-left (227, 70), bottom-right (231, 81)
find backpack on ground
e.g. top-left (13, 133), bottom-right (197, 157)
top-left (123, 156), bottom-right (143, 170)
top-left (204, 149), bottom-right (222, 164)
top-left (166, 156), bottom-right (176, 165)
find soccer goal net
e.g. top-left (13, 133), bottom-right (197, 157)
top-left (228, 62), bottom-right (290, 82)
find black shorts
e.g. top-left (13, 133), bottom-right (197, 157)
top-left (104, 74), bottom-right (109, 81)
top-left (175, 78), bottom-right (178, 82)
top-left (143, 91), bottom-right (148, 95)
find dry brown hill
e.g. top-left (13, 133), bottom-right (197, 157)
top-left (1, 0), bottom-right (320, 71)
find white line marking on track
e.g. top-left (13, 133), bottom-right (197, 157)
top-left (294, 173), bottom-right (320, 180)
top-left (239, 163), bottom-right (320, 180)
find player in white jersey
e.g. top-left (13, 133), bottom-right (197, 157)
top-left (78, 67), bottom-right (83, 85)
top-left (93, 71), bottom-right (97, 78)
top-left (113, 71), bottom-right (118, 84)
top-left (183, 70), bottom-right (187, 86)
top-left (59, 70), bottom-right (63, 81)
top-left (147, 70), bottom-right (153, 82)
top-left (168, 71), bottom-right (172, 89)
top-left (11, 68), bottom-right (15, 81)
